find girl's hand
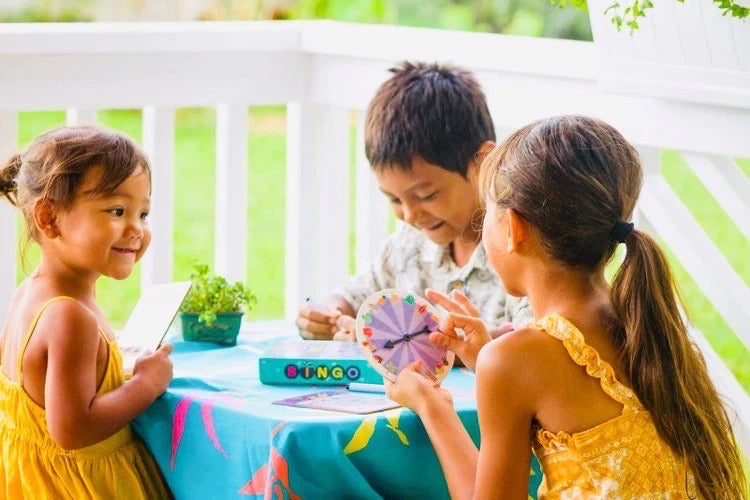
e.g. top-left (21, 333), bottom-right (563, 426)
top-left (385, 360), bottom-right (453, 416)
top-left (132, 343), bottom-right (174, 399)
top-left (425, 288), bottom-right (491, 371)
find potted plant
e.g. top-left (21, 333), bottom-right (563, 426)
top-left (180, 262), bottom-right (256, 346)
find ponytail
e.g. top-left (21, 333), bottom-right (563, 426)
top-left (611, 229), bottom-right (745, 498)
top-left (0, 153), bottom-right (21, 206)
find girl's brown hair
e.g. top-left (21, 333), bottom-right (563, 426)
top-left (481, 115), bottom-right (745, 498)
top-left (0, 126), bottom-right (150, 246)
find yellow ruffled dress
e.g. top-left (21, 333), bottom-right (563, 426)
top-left (0, 297), bottom-right (169, 499)
top-left (530, 314), bottom-right (698, 499)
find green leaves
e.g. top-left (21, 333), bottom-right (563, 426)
top-left (601, 0), bottom-right (652, 32)
top-left (556, 0), bottom-right (747, 33)
top-left (180, 261), bottom-right (257, 326)
top-left (713, 0), bottom-right (749, 18)
top-left (552, 0), bottom-right (588, 11)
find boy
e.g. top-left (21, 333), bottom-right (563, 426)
top-left (296, 61), bottom-right (529, 340)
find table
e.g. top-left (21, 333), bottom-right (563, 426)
top-left (133, 321), bottom-right (542, 499)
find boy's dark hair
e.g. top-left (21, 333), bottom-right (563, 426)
top-left (364, 61), bottom-right (495, 178)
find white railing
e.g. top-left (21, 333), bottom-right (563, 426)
top-left (0, 18), bottom-right (748, 456)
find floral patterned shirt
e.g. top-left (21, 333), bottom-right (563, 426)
top-left (332, 224), bottom-right (531, 330)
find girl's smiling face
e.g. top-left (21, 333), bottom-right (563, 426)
top-left (53, 165), bottom-right (152, 280)
top-left (375, 157), bottom-right (481, 246)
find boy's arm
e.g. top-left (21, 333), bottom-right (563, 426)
top-left (328, 234), bottom-right (395, 315)
top-left (323, 295), bottom-right (355, 317)
top-left (297, 237), bottom-right (393, 340)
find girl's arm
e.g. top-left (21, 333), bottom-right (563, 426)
top-left (473, 336), bottom-right (535, 499)
top-left (417, 395), bottom-right (479, 500)
top-left (43, 301), bottom-right (170, 450)
top-left (388, 331), bottom-right (537, 500)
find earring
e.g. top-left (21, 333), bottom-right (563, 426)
top-left (44, 225), bottom-right (58, 238)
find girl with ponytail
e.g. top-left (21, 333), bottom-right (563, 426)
top-left (386, 115), bottom-right (746, 498)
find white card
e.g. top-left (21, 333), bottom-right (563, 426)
top-left (118, 281), bottom-right (191, 377)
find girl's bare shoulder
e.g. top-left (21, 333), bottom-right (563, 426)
top-left (14, 283), bottom-right (99, 348)
top-left (476, 326), bottom-right (574, 392)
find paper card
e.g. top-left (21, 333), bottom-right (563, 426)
top-left (272, 390), bottom-right (400, 414)
top-left (118, 281), bottom-right (191, 377)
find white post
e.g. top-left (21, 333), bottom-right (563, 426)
top-left (141, 106), bottom-right (175, 288)
top-left (316, 105), bottom-right (350, 296)
top-left (65, 109), bottom-right (97, 126)
top-left (0, 112), bottom-right (17, 326)
top-left (214, 103), bottom-right (248, 284)
top-left (355, 111), bottom-right (388, 274)
top-left (284, 102), bottom-right (321, 319)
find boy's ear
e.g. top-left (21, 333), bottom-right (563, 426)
top-left (33, 199), bottom-right (60, 239)
top-left (506, 208), bottom-right (527, 253)
top-left (473, 141), bottom-right (496, 165)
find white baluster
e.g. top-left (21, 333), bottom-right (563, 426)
top-left (65, 109), bottom-right (97, 126)
top-left (355, 111), bottom-right (388, 275)
top-left (141, 106), bottom-right (175, 288)
top-left (637, 147), bottom-right (750, 352)
top-left (0, 111), bottom-right (17, 326)
top-left (284, 102), bottom-right (321, 319)
top-left (680, 153), bottom-right (750, 241)
top-left (688, 325), bottom-right (750, 459)
top-left (214, 103), bottom-right (248, 285)
top-left (316, 106), bottom-right (350, 296)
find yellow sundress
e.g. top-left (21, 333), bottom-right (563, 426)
top-left (0, 296), bottom-right (169, 499)
top-left (531, 314), bottom-right (698, 499)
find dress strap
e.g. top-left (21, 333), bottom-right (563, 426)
top-left (531, 314), bottom-right (642, 411)
top-left (17, 296), bottom-right (86, 383)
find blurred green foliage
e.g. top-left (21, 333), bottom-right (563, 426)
top-left (0, 6), bottom-right (91, 22)
top-left (1, 0), bottom-right (592, 40)
top-left (0, 0), bottom-right (93, 22)
top-left (282, 0), bottom-right (592, 40)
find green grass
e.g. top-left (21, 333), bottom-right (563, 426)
top-left (13, 110), bottom-right (750, 394)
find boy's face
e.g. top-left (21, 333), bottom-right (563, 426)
top-left (375, 157), bottom-right (480, 246)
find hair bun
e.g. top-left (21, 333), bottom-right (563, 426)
top-left (0, 153), bottom-right (22, 205)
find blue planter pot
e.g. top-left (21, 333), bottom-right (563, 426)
top-left (181, 312), bottom-right (243, 346)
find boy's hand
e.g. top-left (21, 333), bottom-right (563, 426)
top-left (425, 288), bottom-right (491, 371)
top-left (332, 314), bottom-right (356, 341)
top-left (296, 307), bottom-right (337, 340)
top-left (132, 343), bottom-right (174, 399)
top-left (491, 322), bottom-right (516, 339)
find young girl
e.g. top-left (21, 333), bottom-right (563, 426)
top-left (0, 126), bottom-right (172, 498)
top-left (387, 116), bottom-right (746, 498)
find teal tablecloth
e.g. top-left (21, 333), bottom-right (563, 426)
top-left (133, 321), bottom-right (542, 499)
